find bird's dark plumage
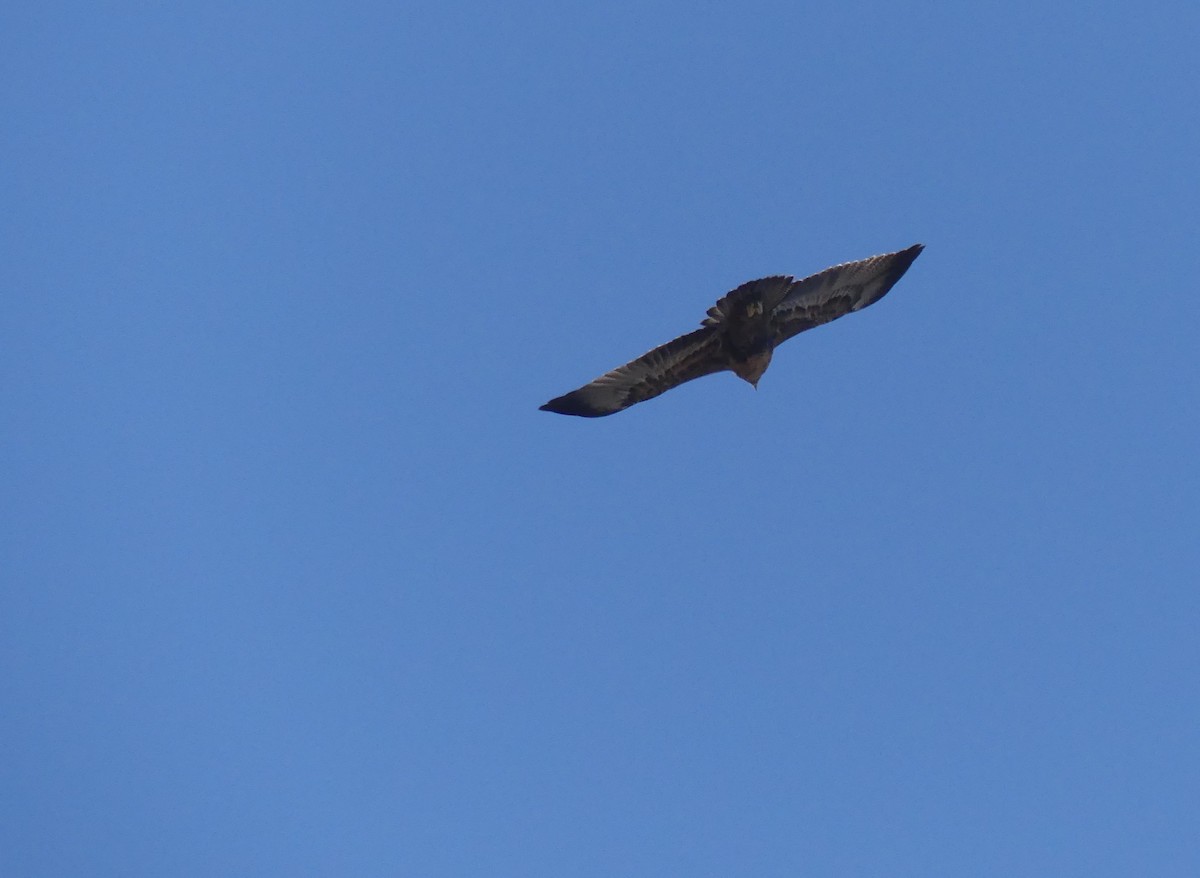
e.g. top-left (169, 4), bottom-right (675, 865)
top-left (540, 244), bottom-right (923, 417)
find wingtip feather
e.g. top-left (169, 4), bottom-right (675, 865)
top-left (539, 393), bottom-right (614, 417)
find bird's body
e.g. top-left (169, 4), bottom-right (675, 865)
top-left (540, 244), bottom-right (924, 417)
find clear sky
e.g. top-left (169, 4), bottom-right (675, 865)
top-left (4, 2), bottom-right (1199, 875)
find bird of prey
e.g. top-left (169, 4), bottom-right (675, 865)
top-left (540, 243), bottom-right (924, 417)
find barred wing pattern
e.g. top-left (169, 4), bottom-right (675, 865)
top-left (771, 244), bottom-right (924, 343)
top-left (539, 328), bottom-right (727, 418)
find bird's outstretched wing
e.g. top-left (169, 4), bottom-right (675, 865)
top-left (540, 327), bottom-right (727, 417)
top-left (770, 244), bottom-right (924, 343)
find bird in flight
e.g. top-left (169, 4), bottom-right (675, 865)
top-left (540, 243), bottom-right (924, 417)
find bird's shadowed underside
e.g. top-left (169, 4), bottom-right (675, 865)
top-left (540, 243), bottom-right (924, 417)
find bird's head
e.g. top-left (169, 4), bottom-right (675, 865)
top-left (731, 350), bottom-right (773, 388)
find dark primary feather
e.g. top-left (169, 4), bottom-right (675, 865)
top-left (539, 328), bottom-right (726, 417)
top-left (541, 244), bottom-right (923, 417)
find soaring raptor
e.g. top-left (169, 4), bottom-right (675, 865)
top-left (540, 244), bottom-right (923, 417)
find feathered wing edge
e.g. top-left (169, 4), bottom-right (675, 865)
top-left (540, 327), bottom-right (727, 417)
top-left (770, 244), bottom-right (924, 343)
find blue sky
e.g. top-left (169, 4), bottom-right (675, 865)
top-left (4, 2), bottom-right (1199, 875)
